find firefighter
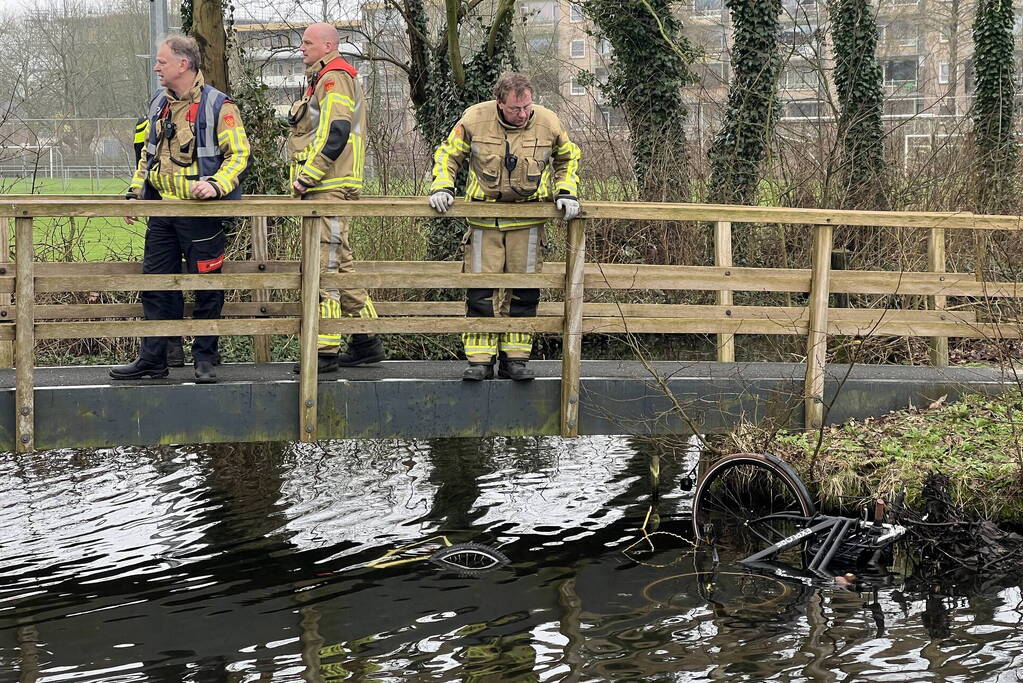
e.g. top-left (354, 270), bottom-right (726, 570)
top-left (287, 22), bottom-right (384, 374)
top-left (110, 34), bottom-right (250, 384)
top-left (428, 72), bottom-right (581, 381)
top-left (132, 116), bottom-right (185, 369)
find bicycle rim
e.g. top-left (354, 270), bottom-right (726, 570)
top-left (692, 454), bottom-right (815, 560)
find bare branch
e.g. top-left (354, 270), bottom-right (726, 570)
top-left (486, 0), bottom-right (516, 58)
top-left (445, 0), bottom-right (465, 88)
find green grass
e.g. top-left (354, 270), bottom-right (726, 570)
top-left (3, 177), bottom-right (129, 195)
top-left (760, 391), bottom-right (1023, 524)
top-left (3, 178), bottom-right (140, 260)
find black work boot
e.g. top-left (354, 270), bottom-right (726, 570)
top-left (109, 357), bottom-right (169, 380)
top-left (292, 353), bottom-right (340, 374)
top-left (498, 358), bottom-right (535, 382)
top-left (462, 360), bottom-right (495, 382)
top-left (166, 337), bottom-right (185, 367)
top-left (194, 360), bottom-right (217, 384)
top-left (338, 334), bottom-right (386, 367)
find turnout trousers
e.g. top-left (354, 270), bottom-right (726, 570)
top-left (301, 190), bottom-right (378, 354)
top-left (461, 223), bottom-right (545, 362)
top-left (140, 215), bottom-right (226, 365)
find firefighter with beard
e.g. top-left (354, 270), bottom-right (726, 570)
top-left (429, 72), bottom-right (581, 381)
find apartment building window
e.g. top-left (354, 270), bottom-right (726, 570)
top-left (938, 62), bottom-right (950, 84)
top-left (570, 4), bottom-right (585, 22)
top-left (884, 58), bottom-right (918, 88)
top-left (521, 1), bottom-right (557, 24)
top-left (571, 78), bottom-right (586, 96)
top-left (693, 0), bottom-right (724, 16)
top-left (780, 23), bottom-right (819, 57)
top-left (885, 21), bottom-right (920, 52)
top-left (781, 62), bottom-right (818, 90)
top-left (598, 39), bottom-right (612, 56)
top-left (785, 99), bottom-right (822, 118)
top-left (570, 39), bottom-right (585, 58)
top-left (694, 61), bottom-right (727, 86)
top-left (528, 34), bottom-right (556, 54)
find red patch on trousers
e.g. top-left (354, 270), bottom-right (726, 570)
top-left (197, 254), bottom-right (224, 273)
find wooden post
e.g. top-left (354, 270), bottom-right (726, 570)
top-left (250, 216), bottom-right (272, 363)
top-left (15, 217), bottom-right (35, 453)
top-left (561, 218), bottom-right (585, 437)
top-left (713, 221), bottom-right (735, 362)
top-left (975, 231), bottom-right (989, 282)
top-left (928, 227), bottom-right (949, 367)
top-left (804, 223), bottom-right (833, 431)
top-left (298, 218), bottom-right (320, 442)
top-left (0, 217), bottom-right (12, 368)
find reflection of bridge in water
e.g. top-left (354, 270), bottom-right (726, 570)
top-left (1, 196), bottom-right (1021, 451)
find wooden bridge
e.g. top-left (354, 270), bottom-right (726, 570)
top-left (0, 196), bottom-right (1020, 452)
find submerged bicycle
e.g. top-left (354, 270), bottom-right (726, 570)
top-left (688, 452), bottom-right (906, 576)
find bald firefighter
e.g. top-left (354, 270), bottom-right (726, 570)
top-left (287, 22), bottom-right (384, 373)
top-left (111, 34), bottom-right (250, 384)
top-left (429, 72), bottom-right (581, 381)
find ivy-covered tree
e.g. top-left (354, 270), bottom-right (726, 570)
top-left (581, 0), bottom-right (696, 201)
top-left (708, 0), bottom-right (783, 205)
top-left (388, 0), bottom-right (518, 261)
top-left (972, 0), bottom-right (1017, 214)
top-left (831, 0), bottom-right (887, 210)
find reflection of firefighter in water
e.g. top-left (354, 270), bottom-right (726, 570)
top-left (458, 621), bottom-right (539, 683)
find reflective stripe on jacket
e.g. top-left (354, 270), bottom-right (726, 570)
top-left (287, 51), bottom-right (366, 195)
top-left (431, 101), bottom-right (581, 229)
top-left (128, 72), bottom-right (250, 201)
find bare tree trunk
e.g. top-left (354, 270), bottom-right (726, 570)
top-left (192, 0), bottom-right (230, 93)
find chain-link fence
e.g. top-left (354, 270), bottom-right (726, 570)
top-left (0, 118), bottom-right (138, 182)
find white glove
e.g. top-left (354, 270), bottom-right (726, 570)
top-left (429, 190), bottom-right (454, 213)
top-left (555, 195), bottom-right (580, 220)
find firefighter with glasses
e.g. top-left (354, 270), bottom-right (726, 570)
top-left (112, 34), bottom-right (250, 384)
top-left (429, 72), bottom-right (581, 381)
top-left (287, 22), bottom-right (384, 374)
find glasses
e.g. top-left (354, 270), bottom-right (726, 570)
top-left (499, 102), bottom-right (533, 115)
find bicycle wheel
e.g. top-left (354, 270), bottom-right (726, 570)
top-left (691, 453), bottom-right (815, 559)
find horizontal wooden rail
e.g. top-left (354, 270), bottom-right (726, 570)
top-left (6, 196), bottom-right (1023, 231)
top-left (15, 262), bottom-right (1023, 298)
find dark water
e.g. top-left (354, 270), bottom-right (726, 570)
top-left (2, 437), bottom-right (1022, 682)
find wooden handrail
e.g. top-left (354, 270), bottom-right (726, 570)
top-left (5, 195), bottom-right (1023, 231)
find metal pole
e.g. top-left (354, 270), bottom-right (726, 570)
top-left (149, 0), bottom-right (169, 98)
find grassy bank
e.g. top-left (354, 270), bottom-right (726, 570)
top-left (744, 391), bottom-right (1023, 525)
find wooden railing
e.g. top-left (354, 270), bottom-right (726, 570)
top-left (1, 196), bottom-right (1022, 453)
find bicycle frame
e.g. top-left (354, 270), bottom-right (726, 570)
top-left (740, 513), bottom-right (906, 576)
